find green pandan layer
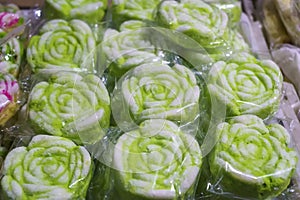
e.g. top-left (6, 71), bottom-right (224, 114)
top-left (0, 32), bottom-right (23, 77)
top-left (207, 52), bottom-right (283, 119)
top-left (1, 135), bottom-right (93, 200)
top-left (156, 0), bottom-right (230, 55)
top-left (119, 20), bottom-right (149, 31)
top-left (27, 19), bottom-right (96, 73)
top-left (111, 0), bottom-right (161, 27)
top-left (102, 27), bottom-right (161, 77)
top-left (29, 71), bottom-right (110, 145)
top-left (44, 0), bottom-right (107, 24)
top-left (201, 0), bottom-right (242, 26)
top-left (209, 115), bottom-right (298, 199)
top-left (112, 63), bottom-right (200, 125)
top-left (113, 119), bottom-right (202, 199)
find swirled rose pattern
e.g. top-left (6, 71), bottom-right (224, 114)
top-left (156, 0), bottom-right (229, 52)
top-left (1, 135), bottom-right (93, 200)
top-left (209, 115), bottom-right (298, 199)
top-left (45, 0), bottom-right (107, 24)
top-left (113, 63), bottom-right (200, 125)
top-left (29, 71), bottom-right (110, 144)
top-left (27, 19), bottom-right (96, 73)
top-left (102, 27), bottom-right (160, 77)
top-left (207, 53), bottom-right (283, 119)
top-left (113, 119), bottom-right (202, 199)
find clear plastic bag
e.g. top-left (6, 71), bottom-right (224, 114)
top-left (274, 0), bottom-right (300, 47)
top-left (1, 1), bottom-right (300, 200)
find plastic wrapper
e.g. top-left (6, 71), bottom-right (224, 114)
top-left (26, 19), bottom-right (98, 74)
top-left (155, 0), bottom-right (250, 61)
top-left (271, 44), bottom-right (300, 96)
top-left (256, 0), bottom-right (291, 48)
top-left (0, 3), bottom-right (24, 39)
top-left (0, 3), bottom-right (25, 77)
top-left (0, 73), bottom-right (20, 126)
top-left (207, 114), bottom-right (298, 199)
top-left (0, 1), bottom-right (300, 200)
top-left (42, 0), bottom-right (108, 25)
top-left (274, 0), bottom-right (300, 47)
top-left (0, 3), bottom-right (34, 128)
top-left (202, 0), bottom-right (242, 26)
top-left (26, 71), bottom-right (111, 145)
top-left (0, 134), bottom-right (93, 199)
top-left (110, 0), bottom-right (161, 28)
top-left (113, 119), bottom-right (202, 199)
top-left (207, 52), bottom-right (283, 120)
top-left (101, 21), bottom-right (162, 78)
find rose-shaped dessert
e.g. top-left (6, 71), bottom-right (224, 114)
top-left (27, 19), bottom-right (96, 73)
top-left (118, 20), bottom-right (149, 31)
top-left (112, 63), bottom-right (200, 127)
top-left (28, 71), bottom-right (110, 144)
top-left (44, 0), bottom-right (107, 24)
top-left (200, 0), bottom-right (242, 26)
top-left (207, 52), bottom-right (283, 119)
top-left (0, 31), bottom-right (23, 77)
top-left (111, 0), bottom-right (161, 27)
top-left (102, 26), bottom-right (160, 77)
top-left (113, 119), bottom-right (202, 199)
top-left (209, 115), bottom-right (298, 199)
top-left (0, 72), bottom-right (19, 126)
top-left (156, 0), bottom-right (230, 55)
top-left (1, 135), bottom-right (93, 200)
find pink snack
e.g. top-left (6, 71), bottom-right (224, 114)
top-left (0, 12), bottom-right (20, 30)
top-left (0, 73), bottom-right (19, 112)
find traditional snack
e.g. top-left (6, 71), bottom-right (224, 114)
top-left (0, 72), bottom-right (19, 126)
top-left (156, 0), bottom-right (230, 56)
top-left (28, 71), bottom-right (110, 144)
top-left (113, 119), bottom-right (202, 199)
top-left (275, 0), bottom-right (300, 46)
top-left (0, 32), bottom-right (23, 77)
top-left (0, 4), bottom-right (23, 38)
top-left (207, 52), bottom-right (283, 119)
top-left (112, 63), bottom-right (200, 125)
top-left (119, 20), bottom-right (149, 31)
top-left (209, 115), bottom-right (298, 199)
top-left (272, 44), bottom-right (300, 95)
top-left (102, 26), bottom-right (160, 77)
top-left (1, 135), bottom-right (93, 199)
top-left (155, 0), bottom-right (251, 61)
top-left (44, 0), bottom-right (107, 24)
top-left (201, 0), bottom-right (242, 26)
top-left (111, 0), bottom-right (161, 27)
top-left (27, 19), bottom-right (97, 73)
top-left (261, 0), bottom-right (291, 46)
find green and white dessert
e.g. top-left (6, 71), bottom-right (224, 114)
top-left (113, 119), bottom-right (202, 199)
top-left (27, 19), bottom-right (96, 73)
top-left (209, 115), bottom-right (298, 199)
top-left (207, 52), bottom-right (283, 119)
top-left (119, 20), bottom-right (149, 31)
top-left (112, 63), bottom-right (200, 125)
top-left (44, 0), bottom-right (107, 24)
top-left (111, 0), bottom-right (161, 27)
top-left (156, 0), bottom-right (230, 56)
top-left (0, 34), bottom-right (23, 77)
top-left (28, 71), bottom-right (110, 144)
top-left (102, 26), bottom-right (160, 77)
top-left (201, 0), bottom-right (242, 26)
top-left (1, 135), bottom-right (93, 200)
